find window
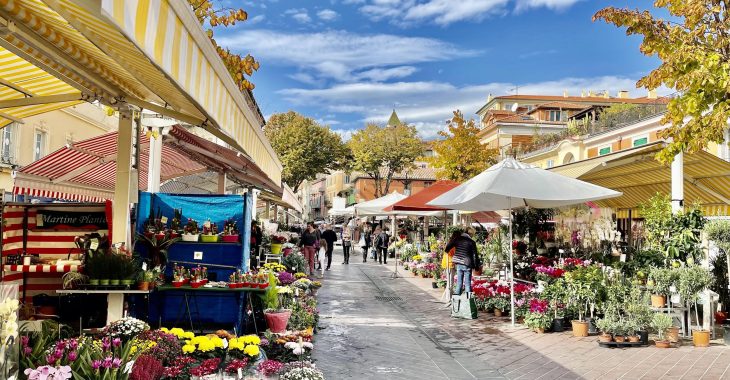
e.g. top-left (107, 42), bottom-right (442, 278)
top-left (632, 136), bottom-right (648, 147)
top-left (344, 175), bottom-right (350, 184)
top-left (423, 181), bottom-right (433, 187)
top-left (34, 130), bottom-right (47, 161)
top-left (599, 146), bottom-right (612, 156)
top-left (1, 123), bottom-right (16, 164)
top-left (548, 110), bottom-right (562, 122)
top-left (546, 160), bottom-right (554, 168)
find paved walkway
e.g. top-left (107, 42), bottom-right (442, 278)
top-left (313, 248), bottom-right (730, 379)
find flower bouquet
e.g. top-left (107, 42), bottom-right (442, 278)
top-left (182, 218), bottom-right (200, 242)
top-left (222, 218), bottom-right (240, 243)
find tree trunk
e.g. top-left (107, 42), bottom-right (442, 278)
top-left (383, 169), bottom-right (395, 195)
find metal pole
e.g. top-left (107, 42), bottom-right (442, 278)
top-left (509, 197), bottom-right (515, 327)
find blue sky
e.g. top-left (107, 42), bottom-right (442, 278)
top-left (216, 0), bottom-right (664, 140)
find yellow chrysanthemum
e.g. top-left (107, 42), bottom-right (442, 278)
top-left (241, 335), bottom-right (261, 345)
top-left (198, 340), bottom-right (215, 352)
top-left (243, 344), bottom-right (260, 357)
top-left (183, 331), bottom-right (195, 339)
top-left (210, 336), bottom-right (224, 348)
top-left (182, 344), bottom-right (196, 354)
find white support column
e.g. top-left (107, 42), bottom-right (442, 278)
top-left (112, 109), bottom-right (134, 247)
top-left (146, 131), bottom-right (162, 193)
top-left (452, 210), bottom-right (458, 226)
top-left (217, 172), bottom-right (227, 194)
top-left (251, 189), bottom-right (260, 221)
top-left (671, 152), bottom-right (684, 214)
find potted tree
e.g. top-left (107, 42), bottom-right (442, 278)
top-left (565, 266), bottom-right (603, 337)
top-left (647, 268), bottom-right (674, 307)
top-left (596, 315), bottom-right (616, 343)
top-left (706, 220), bottom-right (730, 344)
top-left (651, 313), bottom-right (673, 348)
top-left (626, 288), bottom-right (653, 345)
top-left (678, 266), bottom-right (714, 347)
top-left (542, 279), bottom-right (567, 333)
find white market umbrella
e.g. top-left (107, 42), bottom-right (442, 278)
top-left (428, 157), bottom-right (622, 325)
top-left (353, 192), bottom-right (408, 216)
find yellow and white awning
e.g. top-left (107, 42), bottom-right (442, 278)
top-left (0, 0), bottom-right (281, 186)
top-left (551, 142), bottom-right (730, 216)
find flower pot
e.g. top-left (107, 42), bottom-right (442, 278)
top-left (264, 310), bottom-right (292, 333)
top-left (200, 235), bottom-right (219, 243)
top-left (170, 232), bottom-right (179, 239)
top-left (628, 335), bottom-right (641, 343)
top-left (191, 281), bottom-right (203, 289)
top-left (173, 281), bottom-right (184, 288)
top-left (651, 294), bottom-right (666, 308)
top-left (667, 326), bottom-right (680, 343)
top-left (110, 279), bottom-right (120, 286)
top-left (655, 340), bottom-right (671, 348)
top-left (270, 243), bottom-right (283, 255)
top-left (222, 234), bottom-right (239, 243)
top-left (614, 335), bottom-right (626, 343)
top-left (155, 233), bottom-right (166, 241)
top-left (121, 279), bottom-right (134, 286)
top-left (259, 283), bottom-right (269, 289)
top-left (598, 333), bottom-right (613, 343)
top-left (494, 309), bottom-right (503, 317)
top-left (586, 317), bottom-right (598, 334)
top-left (182, 233), bottom-right (199, 242)
top-left (639, 330), bottom-right (649, 345)
top-left (552, 318), bottom-right (565, 333)
top-left (228, 283), bottom-right (237, 289)
top-left (138, 281), bottom-right (149, 291)
top-left (571, 320), bottom-right (589, 337)
top-left (692, 330), bottom-right (711, 347)
top-left (431, 282), bottom-right (438, 289)
top-left (99, 279), bottom-right (110, 286)
top-left (89, 279), bottom-right (100, 286)
top-left (535, 328), bottom-right (545, 334)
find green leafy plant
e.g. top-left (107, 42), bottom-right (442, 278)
top-left (706, 220), bottom-right (730, 309)
top-left (564, 265), bottom-right (604, 321)
top-left (625, 288), bottom-right (654, 331)
top-left (596, 314), bottom-right (618, 335)
top-left (262, 272), bottom-right (280, 311)
top-left (135, 232), bottom-right (180, 268)
top-left (647, 267), bottom-right (677, 296)
top-left (651, 313), bottom-right (673, 341)
top-left (282, 252), bottom-right (307, 273)
top-left (524, 311), bottom-right (552, 330)
top-left (678, 265), bottom-right (713, 330)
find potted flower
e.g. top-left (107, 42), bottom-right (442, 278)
top-left (651, 313), bottom-right (673, 348)
top-left (524, 299), bottom-right (552, 333)
top-left (138, 270), bottom-right (156, 290)
top-left (270, 234), bottom-right (287, 255)
top-left (678, 265), bottom-right (714, 347)
top-left (170, 208), bottom-right (183, 236)
top-left (263, 273), bottom-right (292, 333)
top-left (182, 218), bottom-right (200, 242)
top-left (542, 279), bottom-right (567, 332)
top-left (200, 219), bottom-right (219, 243)
top-left (647, 268), bottom-right (675, 307)
top-left (489, 296), bottom-right (510, 317)
top-left (222, 218), bottom-right (240, 243)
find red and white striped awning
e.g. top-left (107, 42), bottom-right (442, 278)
top-left (13, 125), bottom-right (281, 202)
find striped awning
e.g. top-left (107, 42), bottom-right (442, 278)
top-left (13, 125), bottom-right (278, 201)
top-left (551, 143), bottom-right (730, 216)
top-left (0, 0), bottom-right (281, 186)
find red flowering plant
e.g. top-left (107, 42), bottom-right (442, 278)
top-left (524, 298), bottom-right (552, 330)
top-left (533, 266), bottom-right (565, 282)
top-left (189, 357), bottom-right (222, 377)
top-left (559, 257), bottom-right (591, 271)
top-left (270, 234), bottom-right (288, 244)
top-left (258, 359), bottom-right (284, 376)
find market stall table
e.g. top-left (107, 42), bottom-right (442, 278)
top-left (56, 289), bottom-right (151, 325)
top-left (156, 285), bottom-right (266, 335)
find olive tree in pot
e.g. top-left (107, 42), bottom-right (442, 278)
top-left (647, 268), bottom-right (674, 307)
top-left (626, 288), bottom-right (654, 345)
top-left (596, 313), bottom-right (617, 343)
top-left (651, 313), bottom-right (673, 348)
top-left (705, 220), bottom-right (730, 344)
top-left (678, 266), bottom-right (714, 347)
top-left (565, 266), bottom-right (603, 337)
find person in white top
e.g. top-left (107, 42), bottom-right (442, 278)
top-left (341, 227), bottom-right (352, 264)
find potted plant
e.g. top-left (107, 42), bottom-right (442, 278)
top-left (626, 318), bottom-right (641, 343)
top-left (626, 289), bottom-right (653, 345)
top-left (182, 218), bottom-right (200, 242)
top-left (651, 313), bottom-right (673, 348)
top-left (222, 218), bottom-right (240, 243)
top-left (595, 315), bottom-right (615, 343)
top-left (136, 232), bottom-right (180, 267)
top-left (613, 319), bottom-right (628, 343)
top-left (647, 268), bottom-right (674, 307)
top-left (263, 273), bottom-right (292, 333)
top-left (200, 219), bottom-right (219, 243)
top-left (524, 299), bottom-right (552, 333)
top-left (170, 208), bottom-right (183, 236)
top-left (270, 234), bottom-right (287, 255)
top-left (138, 270), bottom-right (155, 291)
top-left (489, 296), bottom-right (510, 317)
top-left (678, 265), bottom-right (714, 347)
top-left (542, 279), bottom-right (567, 332)
top-left (565, 265), bottom-right (603, 337)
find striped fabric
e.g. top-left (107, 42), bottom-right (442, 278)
top-left (2, 205), bottom-right (104, 303)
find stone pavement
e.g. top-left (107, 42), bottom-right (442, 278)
top-left (312, 248), bottom-right (730, 379)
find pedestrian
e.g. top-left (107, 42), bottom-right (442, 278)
top-left (362, 223), bottom-right (372, 262)
top-left (321, 224), bottom-right (338, 271)
top-left (250, 220), bottom-right (263, 269)
top-left (298, 222), bottom-right (319, 275)
top-left (341, 226), bottom-right (352, 264)
top-left (317, 238), bottom-right (328, 276)
top-left (446, 227), bottom-right (481, 295)
top-left (374, 227), bottom-right (390, 265)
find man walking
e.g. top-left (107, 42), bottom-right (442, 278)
top-left (321, 224), bottom-right (338, 271)
top-left (374, 227), bottom-right (390, 265)
top-left (446, 227), bottom-right (481, 295)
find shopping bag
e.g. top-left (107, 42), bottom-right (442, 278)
top-left (370, 247), bottom-right (377, 259)
top-left (451, 293), bottom-right (478, 319)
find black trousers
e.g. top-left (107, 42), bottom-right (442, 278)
top-left (378, 247), bottom-right (388, 264)
top-left (325, 247), bottom-right (333, 269)
top-left (363, 242), bottom-right (371, 262)
top-left (343, 245), bottom-right (351, 264)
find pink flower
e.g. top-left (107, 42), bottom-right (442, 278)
top-left (112, 338), bottom-right (121, 348)
top-left (112, 357), bottom-right (122, 368)
top-left (91, 360), bottom-right (102, 370)
top-left (67, 351), bottom-right (78, 362)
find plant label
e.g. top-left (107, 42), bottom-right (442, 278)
top-left (161, 216), bottom-right (168, 224)
top-left (142, 262), bottom-right (147, 271)
top-left (89, 239), bottom-right (99, 250)
top-left (619, 254), bottom-right (626, 262)
top-left (194, 251), bottom-right (203, 260)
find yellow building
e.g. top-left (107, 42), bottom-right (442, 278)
top-left (0, 103), bottom-right (118, 197)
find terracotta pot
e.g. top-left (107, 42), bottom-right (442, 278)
top-left (667, 326), bottom-right (680, 343)
top-left (628, 335), bottom-right (641, 343)
top-left (650, 294), bottom-right (666, 308)
top-left (614, 335), bottom-right (626, 343)
top-left (655, 340), bottom-right (671, 348)
top-left (264, 310), bottom-right (292, 333)
top-left (693, 330), bottom-right (711, 347)
top-left (598, 333), bottom-right (613, 343)
top-left (517, 317), bottom-right (524, 324)
top-left (571, 320), bottom-right (589, 337)
top-left (535, 328), bottom-right (545, 334)
top-left (138, 282), bottom-right (149, 291)
top-left (494, 309), bottom-right (503, 317)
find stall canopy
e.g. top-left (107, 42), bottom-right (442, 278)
top-left (13, 125), bottom-right (282, 202)
top-left (550, 142), bottom-right (730, 216)
top-left (0, 0), bottom-right (281, 185)
top-left (354, 191), bottom-right (442, 216)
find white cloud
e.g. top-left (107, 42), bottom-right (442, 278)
top-left (217, 30), bottom-right (478, 82)
top-left (248, 15), bottom-right (266, 24)
top-left (279, 76), bottom-right (669, 138)
top-left (317, 9), bottom-right (339, 21)
top-left (333, 128), bottom-right (354, 141)
top-left (285, 8), bottom-right (311, 23)
top-left (354, 0), bottom-right (582, 26)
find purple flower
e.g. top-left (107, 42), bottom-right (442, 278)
top-left (21, 335), bottom-right (29, 347)
top-left (112, 357), bottom-right (122, 369)
top-left (91, 360), bottom-right (102, 370)
top-left (102, 337), bottom-right (111, 351)
top-left (69, 339), bottom-right (78, 350)
top-left (102, 357), bottom-right (113, 369)
top-left (23, 346), bottom-right (32, 356)
top-left (46, 354), bottom-right (57, 365)
top-left (112, 338), bottom-right (121, 348)
top-left (67, 351), bottom-right (78, 362)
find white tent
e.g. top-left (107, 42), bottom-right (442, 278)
top-left (428, 158), bottom-right (622, 325)
top-left (353, 192), bottom-right (407, 216)
top-left (329, 205), bottom-right (356, 217)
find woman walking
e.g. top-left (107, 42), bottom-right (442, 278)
top-left (341, 227), bottom-right (352, 264)
top-left (298, 222), bottom-right (319, 275)
top-left (362, 223), bottom-right (372, 262)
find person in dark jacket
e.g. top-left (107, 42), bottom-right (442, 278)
top-left (362, 223), bottom-right (372, 262)
top-left (250, 221), bottom-right (263, 269)
top-left (298, 222), bottom-right (319, 274)
top-left (446, 227), bottom-right (480, 295)
top-left (321, 224), bottom-right (338, 271)
top-left (374, 227), bottom-right (390, 265)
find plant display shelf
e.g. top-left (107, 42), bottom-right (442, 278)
top-left (173, 241), bottom-right (242, 246)
top-left (598, 341), bottom-right (647, 348)
top-left (3, 264), bottom-right (82, 273)
top-left (76, 284), bottom-right (139, 291)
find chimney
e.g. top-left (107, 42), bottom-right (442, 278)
top-left (563, 90), bottom-right (568, 98)
top-left (617, 90), bottom-right (629, 99)
top-left (647, 89), bottom-right (657, 99)
top-left (487, 93), bottom-right (493, 102)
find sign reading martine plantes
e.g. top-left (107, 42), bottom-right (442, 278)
top-left (34, 210), bottom-right (108, 230)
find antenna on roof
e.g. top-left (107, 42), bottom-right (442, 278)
top-left (510, 85), bottom-right (520, 95)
